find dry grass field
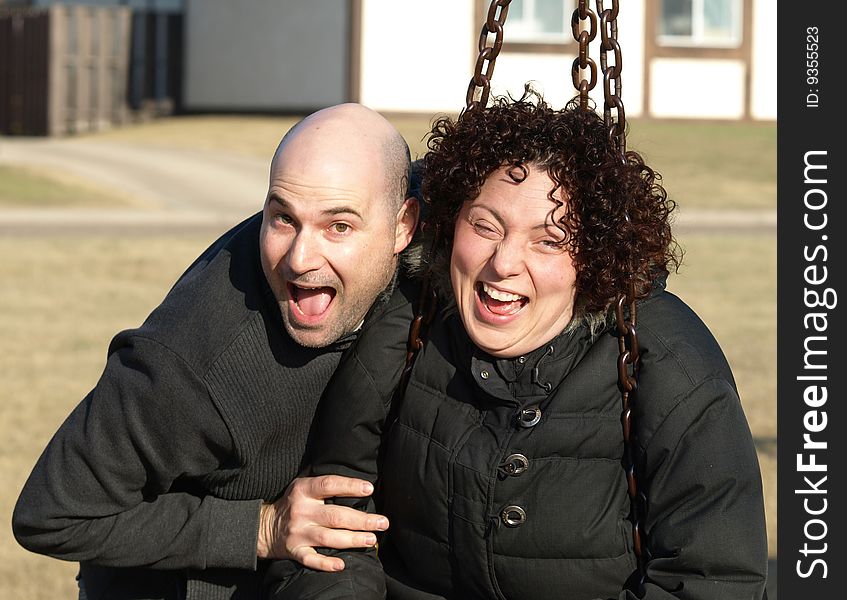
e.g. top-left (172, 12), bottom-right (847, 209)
top-left (86, 114), bottom-right (777, 210)
top-left (0, 165), bottom-right (142, 209)
top-left (1, 234), bottom-right (222, 598)
top-left (0, 114), bottom-right (776, 599)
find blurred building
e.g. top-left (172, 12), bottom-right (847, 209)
top-left (0, 0), bottom-right (181, 135)
top-left (1, 0), bottom-right (776, 136)
top-left (180, 0), bottom-right (775, 120)
top-left (182, 0), bottom-right (348, 112)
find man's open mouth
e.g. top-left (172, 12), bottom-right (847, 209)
top-left (288, 283), bottom-right (337, 318)
top-left (477, 282), bottom-right (528, 316)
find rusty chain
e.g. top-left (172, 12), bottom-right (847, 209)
top-left (392, 223), bottom-right (440, 428)
top-left (593, 0), bottom-right (645, 590)
top-left (616, 282), bottom-right (648, 593)
top-left (466, 0), bottom-right (512, 110)
top-left (571, 0), bottom-right (598, 110)
top-left (402, 0), bottom-right (516, 429)
top-left (596, 0), bottom-right (626, 157)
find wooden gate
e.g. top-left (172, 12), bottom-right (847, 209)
top-left (0, 9), bottom-right (49, 135)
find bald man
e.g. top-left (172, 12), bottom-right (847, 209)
top-left (13, 104), bottom-right (419, 600)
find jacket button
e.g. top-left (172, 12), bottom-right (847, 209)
top-left (517, 406), bottom-right (542, 428)
top-left (500, 453), bottom-right (530, 476)
top-left (501, 505), bottom-right (527, 527)
top-left (480, 370), bottom-right (490, 380)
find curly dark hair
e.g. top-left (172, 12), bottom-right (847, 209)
top-left (421, 87), bottom-right (680, 317)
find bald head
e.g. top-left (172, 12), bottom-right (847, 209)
top-left (260, 103), bottom-right (419, 348)
top-left (273, 103), bottom-right (410, 212)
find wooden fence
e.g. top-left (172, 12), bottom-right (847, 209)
top-left (0, 5), bottom-right (131, 135)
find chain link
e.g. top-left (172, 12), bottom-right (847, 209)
top-left (394, 223), bottom-right (441, 424)
top-left (571, 0), bottom-right (598, 109)
top-left (616, 279), bottom-right (647, 592)
top-left (596, 0), bottom-right (626, 158)
top-left (466, 0), bottom-right (512, 110)
top-left (593, 1), bottom-right (644, 590)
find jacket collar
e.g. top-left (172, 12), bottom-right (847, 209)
top-left (448, 315), bottom-right (596, 407)
top-left (446, 274), bottom-right (669, 406)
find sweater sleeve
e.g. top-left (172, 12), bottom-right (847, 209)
top-left (614, 377), bottom-right (768, 600)
top-left (12, 333), bottom-right (262, 571)
top-left (264, 279), bottom-right (418, 600)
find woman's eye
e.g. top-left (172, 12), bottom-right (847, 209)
top-left (540, 239), bottom-right (566, 251)
top-left (472, 221), bottom-right (498, 236)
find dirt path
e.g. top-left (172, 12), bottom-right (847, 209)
top-left (0, 135), bottom-right (776, 235)
top-left (0, 137), bottom-right (268, 214)
top-left (0, 206), bottom-right (778, 236)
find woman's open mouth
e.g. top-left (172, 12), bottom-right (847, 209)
top-left (476, 282), bottom-right (528, 319)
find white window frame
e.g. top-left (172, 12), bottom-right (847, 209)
top-left (506, 0), bottom-right (576, 44)
top-left (657, 0), bottom-right (743, 48)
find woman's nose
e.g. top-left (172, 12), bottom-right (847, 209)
top-left (488, 236), bottom-right (525, 279)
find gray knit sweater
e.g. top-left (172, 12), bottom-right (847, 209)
top-left (13, 213), bottom-right (359, 599)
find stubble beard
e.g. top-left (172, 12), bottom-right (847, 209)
top-left (281, 255), bottom-right (397, 348)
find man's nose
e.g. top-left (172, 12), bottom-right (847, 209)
top-left (285, 229), bottom-right (325, 275)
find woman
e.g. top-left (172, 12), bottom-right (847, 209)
top-left (267, 90), bottom-right (768, 600)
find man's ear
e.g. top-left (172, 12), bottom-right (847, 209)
top-left (393, 197), bottom-right (420, 254)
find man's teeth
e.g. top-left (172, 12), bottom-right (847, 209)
top-left (482, 282), bottom-right (524, 302)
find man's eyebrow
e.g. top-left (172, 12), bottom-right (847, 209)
top-left (267, 194), bottom-right (363, 220)
top-left (267, 194), bottom-right (286, 208)
top-left (323, 206), bottom-right (364, 219)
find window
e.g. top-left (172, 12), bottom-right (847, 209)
top-left (506, 0), bottom-right (576, 44)
top-left (658, 0), bottom-right (742, 47)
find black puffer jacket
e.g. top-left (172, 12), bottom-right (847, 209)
top-left (271, 279), bottom-right (768, 600)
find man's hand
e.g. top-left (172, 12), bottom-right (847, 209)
top-left (257, 475), bottom-right (389, 572)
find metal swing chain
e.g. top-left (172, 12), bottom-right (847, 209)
top-left (399, 0), bottom-right (517, 412)
top-left (400, 0), bottom-right (515, 393)
top-left (403, 0), bottom-right (516, 381)
top-left (616, 283), bottom-right (649, 591)
top-left (398, 244), bottom-right (439, 405)
top-left (466, 0), bottom-right (512, 110)
top-left (571, 0), bottom-right (598, 110)
top-left (392, 223), bottom-right (440, 429)
top-left (597, 0), bottom-right (626, 157)
top-left (593, 0), bottom-right (648, 590)
top-left (405, 0), bottom-right (515, 378)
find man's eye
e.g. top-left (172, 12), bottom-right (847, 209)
top-left (275, 214), bottom-right (293, 225)
top-left (331, 223), bottom-right (350, 233)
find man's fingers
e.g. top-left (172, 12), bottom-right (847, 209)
top-left (318, 504), bottom-right (389, 533)
top-left (306, 474), bottom-right (375, 499)
top-left (271, 476), bottom-right (389, 565)
top-left (293, 547), bottom-right (346, 573)
top-left (307, 526), bottom-right (378, 551)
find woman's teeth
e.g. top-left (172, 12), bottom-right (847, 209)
top-left (482, 282), bottom-right (524, 302)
